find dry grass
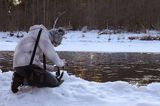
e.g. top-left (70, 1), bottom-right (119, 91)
top-left (128, 35), bottom-right (160, 41)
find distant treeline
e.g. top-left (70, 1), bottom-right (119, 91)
top-left (0, 0), bottom-right (160, 31)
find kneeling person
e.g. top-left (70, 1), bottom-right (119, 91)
top-left (11, 25), bottom-right (66, 93)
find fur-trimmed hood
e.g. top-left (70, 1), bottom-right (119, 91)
top-left (29, 25), bottom-right (65, 47)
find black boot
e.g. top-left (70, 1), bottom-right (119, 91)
top-left (11, 72), bottom-right (24, 93)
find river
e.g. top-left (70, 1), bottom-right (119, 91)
top-left (1, 51), bottom-right (160, 85)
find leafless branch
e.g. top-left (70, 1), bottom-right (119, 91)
top-left (53, 11), bottom-right (66, 29)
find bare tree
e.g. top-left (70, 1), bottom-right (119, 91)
top-left (1, 0), bottom-right (160, 31)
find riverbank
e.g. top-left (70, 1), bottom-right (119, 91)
top-left (1, 71), bottom-right (160, 106)
top-left (1, 30), bottom-right (160, 106)
top-left (0, 30), bottom-right (160, 53)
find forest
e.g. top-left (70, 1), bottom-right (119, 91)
top-left (0, 0), bottom-right (160, 31)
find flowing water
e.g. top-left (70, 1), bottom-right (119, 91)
top-left (1, 51), bottom-right (160, 85)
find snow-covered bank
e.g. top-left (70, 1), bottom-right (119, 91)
top-left (1, 30), bottom-right (160, 106)
top-left (0, 71), bottom-right (160, 106)
top-left (0, 31), bottom-right (160, 53)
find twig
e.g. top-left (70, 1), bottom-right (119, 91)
top-left (53, 11), bottom-right (66, 28)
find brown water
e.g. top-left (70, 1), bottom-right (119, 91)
top-left (1, 51), bottom-right (160, 85)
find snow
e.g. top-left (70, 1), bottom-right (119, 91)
top-left (0, 32), bottom-right (24, 51)
top-left (0, 30), bottom-right (160, 53)
top-left (0, 30), bottom-right (160, 106)
top-left (0, 71), bottom-right (160, 106)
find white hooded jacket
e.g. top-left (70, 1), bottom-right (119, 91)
top-left (13, 25), bottom-right (65, 71)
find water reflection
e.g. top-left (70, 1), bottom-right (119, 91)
top-left (1, 51), bottom-right (160, 85)
top-left (0, 52), bottom-right (13, 71)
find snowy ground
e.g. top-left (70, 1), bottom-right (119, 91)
top-left (1, 71), bottom-right (160, 106)
top-left (0, 30), bottom-right (160, 106)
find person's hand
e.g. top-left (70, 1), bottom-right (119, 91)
top-left (54, 65), bottom-right (59, 71)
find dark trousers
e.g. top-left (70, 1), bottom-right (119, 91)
top-left (15, 64), bottom-right (59, 87)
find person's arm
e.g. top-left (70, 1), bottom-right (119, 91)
top-left (38, 30), bottom-right (65, 67)
top-left (36, 60), bottom-right (58, 71)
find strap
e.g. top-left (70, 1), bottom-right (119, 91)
top-left (29, 28), bottom-right (43, 65)
top-left (43, 54), bottom-right (46, 70)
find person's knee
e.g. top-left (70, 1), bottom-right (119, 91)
top-left (50, 80), bottom-right (64, 87)
top-left (47, 80), bottom-right (60, 87)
